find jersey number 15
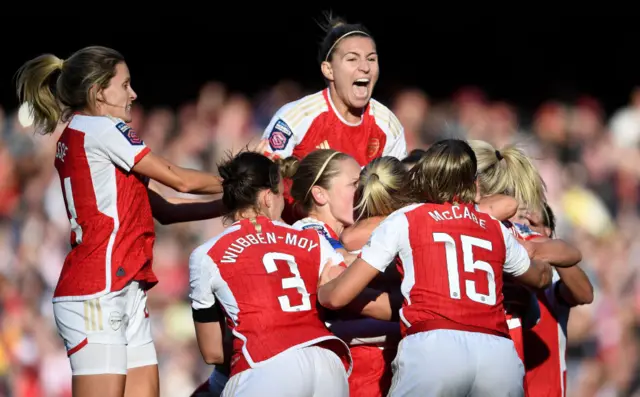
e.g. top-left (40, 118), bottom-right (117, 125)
top-left (263, 252), bottom-right (312, 313)
top-left (433, 232), bottom-right (497, 305)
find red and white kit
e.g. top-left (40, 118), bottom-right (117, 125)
top-left (189, 216), bottom-right (352, 397)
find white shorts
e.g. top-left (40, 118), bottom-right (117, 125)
top-left (388, 329), bottom-right (524, 397)
top-left (222, 346), bottom-right (348, 397)
top-left (53, 281), bottom-right (158, 376)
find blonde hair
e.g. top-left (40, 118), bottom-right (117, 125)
top-left (355, 156), bottom-right (413, 219)
top-left (281, 149), bottom-right (353, 211)
top-left (409, 139), bottom-right (477, 204)
top-left (469, 140), bottom-right (546, 212)
top-left (15, 46), bottom-right (125, 135)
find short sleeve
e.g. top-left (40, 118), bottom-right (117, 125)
top-left (359, 211), bottom-right (407, 272)
top-left (318, 235), bottom-right (346, 276)
top-left (188, 246), bottom-right (220, 311)
top-left (500, 222), bottom-right (531, 277)
top-left (96, 119), bottom-right (150, 172)
top-left (261, 107), bottom-right (296, 159)
top-left (383, 124), bottom-right (408, 160)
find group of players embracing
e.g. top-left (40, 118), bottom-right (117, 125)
top-left (14, 9), bottom-right (593, 397)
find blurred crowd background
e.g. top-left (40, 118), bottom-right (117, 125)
top-left (1, 79), bottom-right (640, 397)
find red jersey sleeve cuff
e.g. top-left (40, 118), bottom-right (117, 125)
top-left (134, 146), bottom-right (151, 165)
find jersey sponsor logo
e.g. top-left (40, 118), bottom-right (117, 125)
top-left (115, 122), bottom-right (144, 146)
top-left (268, 119), bottom-right (292, 151)
top-left (367, 138), bottom-right (380, 158)
top-left (302, 223), bottom-right (331, 240)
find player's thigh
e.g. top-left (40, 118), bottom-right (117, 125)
top-left (221, 346), bottom-right (346, 397)
top-left (469, 333), bottom-right (525, 397)
top-left (308, 346), bottom-right (349, 397)
top-left (53, 289), bottom-right (130, 376)
top-left (388, 330), bottom-right (474, 397)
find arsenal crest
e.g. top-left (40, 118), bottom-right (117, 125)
top-left (367, 138), bottom-right (380, 158)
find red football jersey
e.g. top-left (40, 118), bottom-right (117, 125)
top-left (524, 271), bottom-right (570, 397)
top-left (53, 114), bottom-right (156, 301)
top-left (262, 89), bottom-right (407, 166)
top-left (188, 216), bottom-right (352, 377)
top-left (360, 203), bottom-right (532, 338)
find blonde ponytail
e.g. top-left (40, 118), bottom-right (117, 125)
top-left (355, 156), bottom-right (413, 220)
top-left (15, 54), bottom-right (65, 134)
top-left (469, 139), bottom-right (546, 211)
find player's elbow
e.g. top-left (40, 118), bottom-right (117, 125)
top-left (318, 288), bottom-right (347, 311)
top-left (574, 284), bottom-right (594, 305)
top-left (202, 351), bottom-right (225, 365)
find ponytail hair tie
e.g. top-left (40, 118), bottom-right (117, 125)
top-left (495, 150), bottom-right (504, 161)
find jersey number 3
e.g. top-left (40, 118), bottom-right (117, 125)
top-left (433, 233), bottom-right (496, 305)
top-left (263, 252), bottom-right (312, 312)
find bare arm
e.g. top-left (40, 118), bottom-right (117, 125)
top-left (555, 266), bottom-right (594, 306)
top-left (147, 184), bottom-right (225, 225)
top-left (521, 237), bottom-right (582, 268)
top-left (133, 152), bottom-right (223, 194)
top-left (513, 259), bottom-right (553, 290)
top-left (340, 216), bottom-right (384, 252)
top-left (477, 194), bottom-right (518, 221)
top-left (194, 321), bottom-right (225, 365)
top-left (318, 258), bottom-right (381, 310)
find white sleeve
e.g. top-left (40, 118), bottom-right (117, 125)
top-left (383, 124), bottom-right (408, 160)
top-left (500, 222), bottom-right (531, 277)
top-left (318, 235), bottom-right (346, 276)
top-left (96, 119), bottom-right (150, 172)
top-left (188, 246), bottom-right (221, 310)
top-left (261, 106), bottom-right (297, 159)
top-left (359, 212), bottom-right (406, 272)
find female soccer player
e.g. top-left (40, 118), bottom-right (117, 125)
top-left (15, 46), bottom-right (224, 397)
top-left (318, 139), bottom-right (557, 397)
top-left (284, 150), bottom-right (399, 397)
top-left (260, 14), bottom-right (407, 223)
top-left (470, 139), bottom-right (582, 368)
top-left (188, 151), bottom-right (352, 396)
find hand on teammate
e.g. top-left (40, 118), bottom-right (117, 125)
top-left (318, 260), bottom-right (345, 287)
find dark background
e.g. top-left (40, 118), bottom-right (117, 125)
top-left (1, 7), bottom-right (638, 114)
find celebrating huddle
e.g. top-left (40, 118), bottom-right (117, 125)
top-left (14, 10), bottom-right (592, 397)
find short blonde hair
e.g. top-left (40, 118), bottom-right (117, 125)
top-left (355, 156), bottom-right (413, 219)
top-left (469, 140), bottom-right (546, 212)
top-left (410, 139), bottom-right (477, 204)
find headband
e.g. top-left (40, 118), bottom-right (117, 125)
top-left (304, 151), bottom-right (341, 200)
top-left (324, 30), bottom-right (370, 62)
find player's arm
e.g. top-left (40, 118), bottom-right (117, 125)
top-left (189, 248), bottom-right (225, 365)
top-left (95, 121), bottom-right (223, 195)
top-left (519, 235), bottom-right (582, 268)
top-left (133, 152), bottom-right (223, 195)
top-left (476, 194), bottom-right (518, 221)
top-left (382, 114), bottom-right (408, 160)
top-left (193, 305), bottom-right (226, 365)
top-left (340, 216), bottom-right (385, 252)
top-left (500, 223), bottom-right (553, 290)
top-left (146, 181), bottom-right (226, 225)
top-left (261, 107), bottom-right (298, 160)
top-left (319, 213), bottom-right (404, 310)
top-left (554, 266), bottom-right (594, 306)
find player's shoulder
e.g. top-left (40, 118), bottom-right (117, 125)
top-left (293, 217), bottom-right (332, 237)
top-left (368, 98), bottom-right (403, 139)
top-left (384, 203), bottom-right (423, 224)
top-left (273, 91), bottom-right (329, 130)
top-left (68, 114), bottom-right (142, 144)
top-left (190, 225), bottom-right (242, 264)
